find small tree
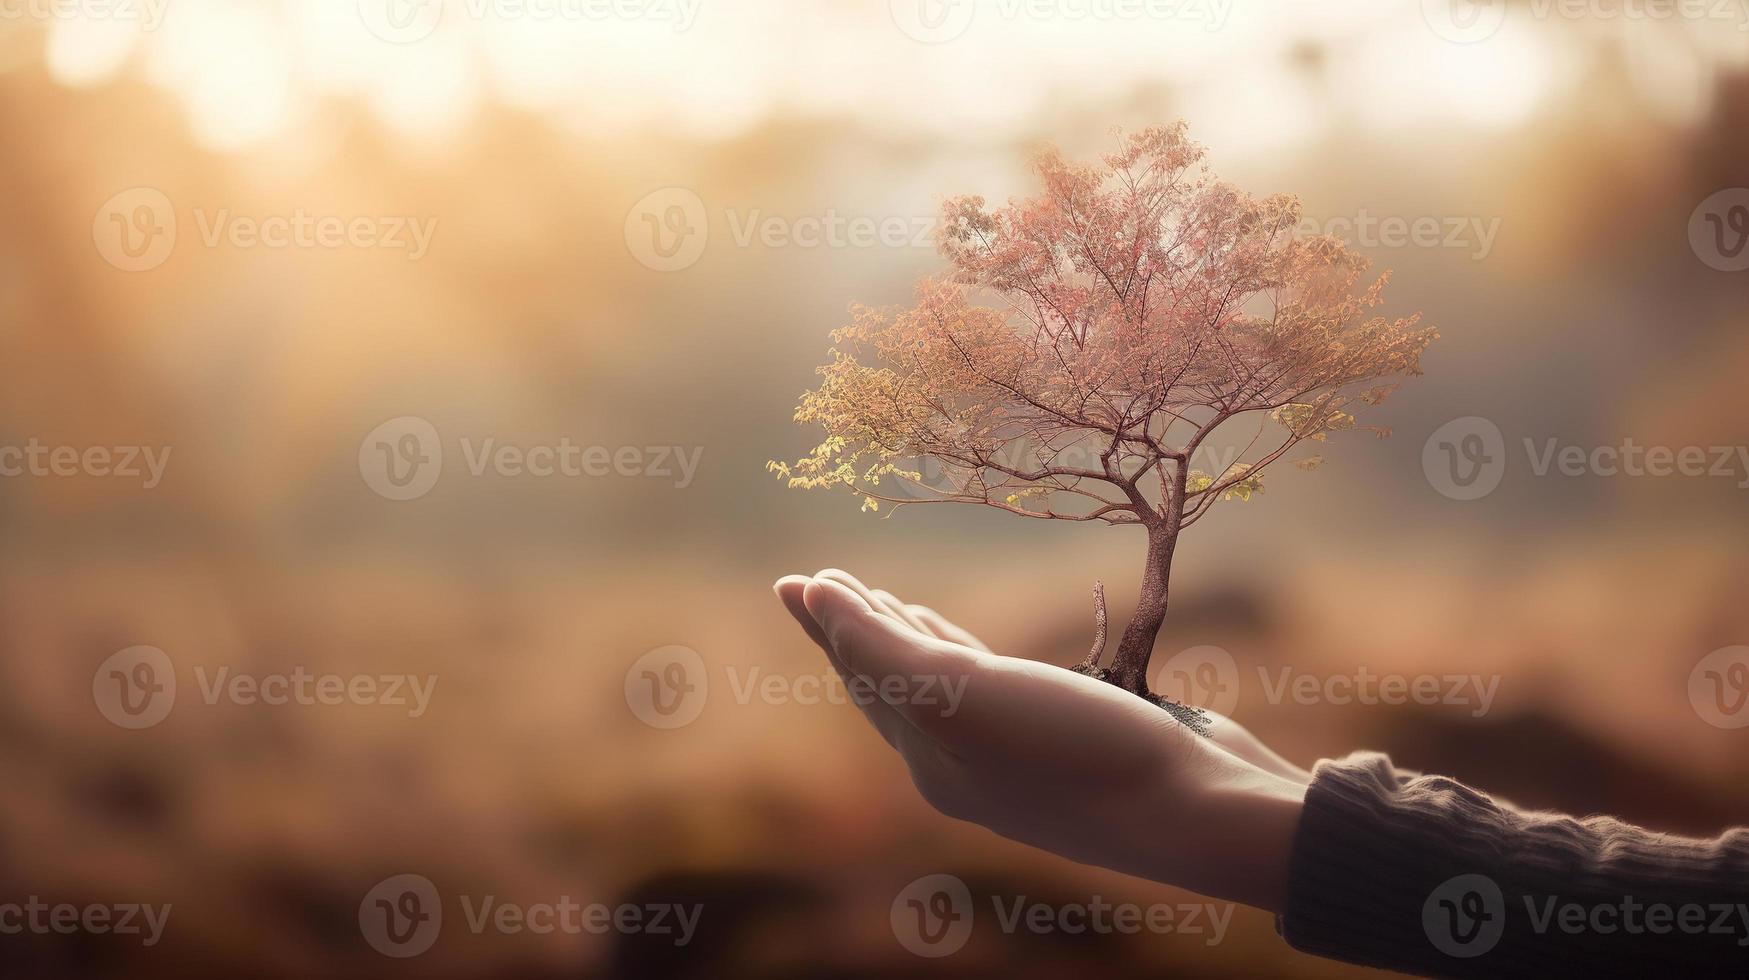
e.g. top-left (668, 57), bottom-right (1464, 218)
top-left (770, 123), bottom-right (1436, 732)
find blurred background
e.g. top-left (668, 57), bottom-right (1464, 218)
top-left (2, 0), bottom-right (1748, 975)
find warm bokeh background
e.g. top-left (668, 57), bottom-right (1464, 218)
top-left (3, 1), bottom-right (1748, 976)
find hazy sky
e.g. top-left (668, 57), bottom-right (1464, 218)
top-left (30, 0), bottom-right (1743, 154)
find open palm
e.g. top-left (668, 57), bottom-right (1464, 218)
top-left (774, 569), bottom-right (1308, 912)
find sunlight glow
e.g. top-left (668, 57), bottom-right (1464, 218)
top-left (45, 17), bottom-right (139, 87)
top-left (29, 0), bottom-right (1734, 153)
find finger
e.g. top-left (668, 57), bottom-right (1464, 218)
top-left (871, 589), bottom-right (931, 635)
top-left (774, 576), bottom-right (912, 751)
top-left (803, 578), bottom-right (983, 743)
top-left (905, 603), bottom-right (992, 653)
top-left (813, 569), bottom-right (926, 637)
top-left (820, 573), bottom-right (989, 654)
top-left (774, 575), bottom-right (830, 650)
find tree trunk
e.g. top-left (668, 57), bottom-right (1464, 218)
top-left (1107, 523), bottom-right (1177, 696)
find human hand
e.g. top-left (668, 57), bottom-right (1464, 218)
top-left (773, 569), bottom-right (1309, 912)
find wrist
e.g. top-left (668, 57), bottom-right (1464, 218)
top-left (1136, 768), bottom-right (1307, 913)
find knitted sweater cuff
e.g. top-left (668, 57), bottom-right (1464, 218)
top-left (1279, 752), bottom-right (1749, 979)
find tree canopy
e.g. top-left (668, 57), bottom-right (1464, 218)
top-left (772, 123), bottom-right (1437, 532)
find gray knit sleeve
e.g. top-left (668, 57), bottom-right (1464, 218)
top-left (1280, 752), bottom-right (1749, 978)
